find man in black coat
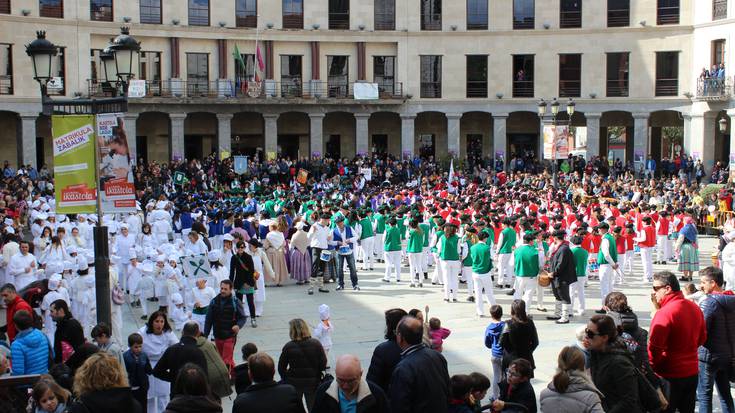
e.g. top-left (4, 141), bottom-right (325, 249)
top-left (388, 316), bottom-right (450, 413)
top-left (312, 354), bottom-right (389, 413)
top-left (232, 352), bottom-right (305, 413)
top-left (547, 229), bottom-right (577, 324)
top-left (152, 321), bottom-right (208, 395)
top-left (50, 299), bottom-right (85, 364)
top-left (366, 308), bottom-right (407, 395)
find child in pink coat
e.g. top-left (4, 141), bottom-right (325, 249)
top-left (429, 317), bottom-right (451, 352)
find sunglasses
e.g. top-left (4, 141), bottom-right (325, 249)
top-left (585, 328), bottom-right (603, 339)
top-left (652, 284), bottom-right (667, 292)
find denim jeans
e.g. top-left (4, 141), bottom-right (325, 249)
top-left (337, 252), bottom-right (358, 288)
top-left (697, 360), bottom-right (735, 413)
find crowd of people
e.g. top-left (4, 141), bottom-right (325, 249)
top-left (0, 149), bottom-right (734, 413)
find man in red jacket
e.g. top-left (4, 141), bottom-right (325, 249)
top-left (1, 283), bottom-right (33, 342)
top-left (649, 271), bottom-right (706, 413)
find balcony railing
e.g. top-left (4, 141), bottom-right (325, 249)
top-left (657, 6), bottom-right (679, 25)
top-left (0, 75), bottom-right (12, 95)
top-left (283, 13), bottom-right (303, 29)
top-left (466, 81), bottom-right (488, 98)
top-left (655, 78), bottom-right (678, 96)
top-left (606, 80), bottom-right (629, 97)
top-left (0, 0), bottom-right (9, 14)
top-left (467, 14), bottom-right (488, 30)
top-left (513, 80), bottom-right (534, 97)
top-left (513, 17), bottom-right (534, 30)
top-left (607, 8), bottom-right (629, 27)
top-left (420, 82), bottom-right (441, 98)
top-left (559, 80), bottom-right (581, 97)
top-left (40, 4), bottom-right (63, 18)
top-left (696, 77), bottom-right (732, 100)
top-left (713, 0), bottom-right (727, 20)
top-left (421, 14), bottom-right (442, 30)
top-left (560, 11), bottom-right (582, 28)
top-left (329, 12), bottom-right (350, 29)
top-left (374, 12), bottom-right (395, 30)
top-left (236, 13), bottom-right (257, 28)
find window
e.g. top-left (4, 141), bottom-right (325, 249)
top-left (420, 55), bottom-right (441, 98)
top-left (559, 54), bottom-right (581, 97)
top-left (186, 53), bottom-right (209, 96)
top-left (188, 0), bottom-right (209, 26)
top-left (327, 56), bottom-right (349, 97)
top-left (280, 55), bottom-right (302, 97)
top-left (236, 0), bottom-right (257, 28)
top-left (512, 54), bottom-right (534, 97)
top-left (560, 0), bottom-right (581, 28)
top-left (0, 44), bottom-right (12, 95)
top-left (40, 0), bottom-right (63, 18)
top-left (48, 47), bottom-right (65, 95)
top-left (713, 40), bottom-right (726, 67)
top-left (607, 0), bottom-right (629, 27)
top-left (655, 51), bottom-right (678, 96)
top-left (375, 0), bottom-right (395, 30)
top-left (329, 0), bottom-right (349, 30)
top-left (513, 0), bottom-right (534, 29)
top-left (467, 0), bottom-right (488, 30)
top-left (374, 56), bottom-right (395, 95)
top-left (657, 0), bottom-right (679, 25)
top-left (91, 0), bottom-right (112, 21)
top-left (713, 0), bottom-right (727, 21)
top-left (139, 51), bottom-right (162, 95)
top-left (140, 0), bottom-right (162, 24)
top-left (283, 0), bottom-right (303, 29)
top-left (0, 0), bottom-right (10, 14)
top-left (421, 0), bottom-right (441, 31)
top-left (466, 55), bottom-right (487, 98)
top-left (606, 52), bottom-right (629, 97)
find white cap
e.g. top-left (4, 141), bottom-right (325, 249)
top-left (156, 254), bottom-right (167, 262)
top-left (48, 274), bottom-right (62, 291)
top-left (295, 222), bottom-right (305, 230)
top-left (168, 253), bottom-right (180, 262)
top-left (319, 304), bottom-right (330, 321)
top-left (170, 293), bottom-right (183, 305)
top-left (3, 218), bottom-right (13, 226)
top-left (129, 248), bottom-right (138, 259)
top-left (208, 250), bottom-right (221, 262)
top-left (63, 260), bottom-right (75, 271)
top-left (223, 234), bottom-right (234, 242)
top-left (67, 245), bottom-right (77, 255)
top-left (5, 227), bottom-right (14, 235)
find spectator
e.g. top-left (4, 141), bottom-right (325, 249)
top-left (0, 283), bottom-right (32, 342)
top-left (203, 280), bottom-right (247, 377)
top-left (499, 300), bottom-right (539, 377)
top-left (366, 308), bottom-right (407, 394)
top-left (468, 372), bottom-right (490, 411)
top-left (696, 266), bottom-right (735, 413)
top-left (193, 324), bottom-right (233, 399)
top-left (29, 375), bottom-right (70, 413)
top-left (163, 364), bottom-right (222, 413)
top-left (428, 317), bottom-right (451, 352)
top-left (123, 333), bottom-right (152, 413)
top-left (312, 354), bottom-right (389, 413)
top-left (483, 304), bottom-right (505, 400)
top-left (232, 352), bottom-right (305, 413)
top-left (447, 374), bottom-right (474, 413)
top-left (9, 310), bottom-right (49, 375)
top-left (92, 322), bottom-right (124, 367)
top-left (494, 358), bottom-right (537, 413)
top-left (69, 352), bottom-right (143, 413)
top-left (277, 318), bottom-right (327, 410)
top-left (139, 310), bottom-right (179, 413)
top-left (649, 271), bottom-right (706, 413)
top-left (233, 343), bottom-right (258, 394)
top-left (50, 299), bottom-right (84, 364)
top-left (539, 346), bottom-right (604, 413)
top-left (153, 322), bottom-right (208, 395)
top-left (388, 316), bottom-right (450, 413)
top-left (586, 315), bottom-right (641, 413)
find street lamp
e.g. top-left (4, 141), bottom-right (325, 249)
top-left (25, 31), bottom-right (58, 95)
top-left (720, 117), bottom-right (728, 134)
top-left (538, 97), bottom-right (576, 189)
top-left (100, 46), bottom-right (117, 83)
top-left (109, 27), bottom-right (141, 92)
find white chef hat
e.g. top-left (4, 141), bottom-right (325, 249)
top-left (5, 227), bottom-right (14, 235)
top-left (156, 254), bottom-right (167, 263)
top-left (208, 250), bottom-right (221, 262)
top-left (48, 274), bottom-right (62, 291)
top-left (318, 304), bottom-right (330, 321)
top-left (129, 248), bottom-right (138, 259)
top-left (67, 245), bottom-right (77, 255)
top-left (170, 293), bottom-right (183, 305)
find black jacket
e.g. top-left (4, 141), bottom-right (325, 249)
top-left (163, 395), bottom-right (222, 413)
top-left (152, 336), bottom-right (208, 388)
top-left (229, 252), bottom-right (256, 291)
top-left (53, 316), bottom-right (85, 363)
top-left (498, 379), bottom-right (537, 413)
top-left (232, 381), bottom-right (306, 413)
top-left (500, 319), bottom-right (539, 373)
top-left (388, 344), bottom-right (450, 413)
top-left (366, 339), bottom-right (402, 395)
top-left (69, 387), bottom-right (143, 413)
top-left (312, 377), bottom-right (390, 413)
top-left (698, 292), bottom-right (735, 365)
top-left (203, 294), bottom-right (247, 340)
top-left (123, 349), bottom-right (152, 390)
top-left (277, 338), bottom-right (327, 390)
top-left (589, 341), bottom-right (642, 413)
top-left (233, 362), bottom-right (251, 394)
top-left (549, 243), bottom-right (577, 285)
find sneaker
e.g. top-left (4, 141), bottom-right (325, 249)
top-left (555, 318), bottom-right (570, 324)
top-left (382, 279), bottom-right (390, 283)
top-left (308, 288), bottom-right (314, 295)
top-left (353, 286), bottom-right (361, 291)
top-left (444, 298), bottom-right (450, 302)
top-left (536, 307), bottom-right (548, 312)
top-left (452, 299), bottom-right (458, 302)
top-left (335, 286), bottom-right (344, 291)
top-left (418, 283), bottom-right (423, 288)
top-left (251, 319), bottom-right (258, 328)
top-left (467, 296), bottom-right (475, 302)
top-left (546, 315), bottom-right (562, 320)
top-left (318, 288), bottom-right (330, 293)
top-left (410, 283), bottom-right (416, 288)
top-left (505, 289), bottom-right (515, 296)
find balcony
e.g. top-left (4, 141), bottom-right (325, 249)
top-left (713, 0), bottom-right (727, 20)
top-left (420, 82), bottom-right (441, 98)
top-left (655, 78), bottom-right (678, 96)
top-left (421, 14), bottom-right (442, 30)
top-left (513, 80), bottom-right (534, 98)
top-left (607, 8), bottom-right (629, 27)
top-left (0, 75), bottom-right (12, 94)
top-left (236, 13), bottom-right (257, 28)
top-left (87, 79), bottom-right (404, 101)
top-left (329, 13), bottom-right (350, 30)
top-left (513, 17), bottom-right (534, 30)
top-left (560, 11), bottom-right (582, 28)
top-left (606, 80), bottom-right (629, 97)
top-left (283, 13), bottom-right (303, 29)
top-left (559, 80), bottom-right (581, 97)
top-left (466, 81), bottom-right (488, 98)
top-left (696, 77), bottom-right (732, 101)
top-left (374, 12), bottom-right (395, 30)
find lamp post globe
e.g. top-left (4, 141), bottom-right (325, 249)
top-left (719, 117), bottom-right (728, 134)
top-left (551, 98), bottom-right (561, 117)
top-left (567, 98), bottom-right (576, 117)
top-left (109, 26), bottom-right (141, 85)
top-left (100, 46), bottom-right (117, 84)
top-left (25, 31), bottom-right (58, 88)
top-left (537, 99), bottom-right (547, 117)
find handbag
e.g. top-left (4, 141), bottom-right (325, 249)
top-left (633, 365), bottom-right (664, 412)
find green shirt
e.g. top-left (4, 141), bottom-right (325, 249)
top-left (383, 226), bottom-right (402, 251)
top-left (597, 233), bottom-right (618, 265)
top-left (397, 218), bottom-right (406, 240)
top-left (462, 240), bottom-right (474, 267)
top-left (514, 244), bottom-right (539, 277)
top-left (374, 214), bottom-right (386, 234)
top-left (482, 227), bottom-right (495, 245)
top-left (439, 234), bottom-right (460, 261)
top-left (431, 230), bottom-right (445, 253)
top-left (419, 223), bottom-right (431, 247)
top-left (359, 217), bottom-right (374, 239)
top-left (498, 227), bottom-right (516, 254)
top-left (407, 228), bottom-right (424, 253)
top-left (470, 242), bottom-right (493, 274)
top-left (571, 246), bottom-right (589, 277)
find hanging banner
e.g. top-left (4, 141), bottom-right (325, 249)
top-left (52, 115), bottom-right (97, 214)
top-left (360, 167), bottom-right (372, 181)
top-left (127, 80), bottom-right (146, 98)
top-left (297, 168), bottom-right (309, 184)
top-left (96, 113), bottom-right (136, 213)
top-left (234, 156), bottom-right (248, 174)
top-left (353, 83), bottom-right (379, 100)
top-left (543, 124), bottom-right (572, 160)
top-left (181, 253), bottom-right (211, 278)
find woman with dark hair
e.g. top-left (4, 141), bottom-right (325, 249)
top-left (366, 308), bottom-right (408, 394)
top-left (585, 315), bottom-right (642, 413)
top-left (500, 299), bottom-right (539, 377)
top-left (50, 299), bottom-right (84, 365)
top-left (163, 364), bottom-right (222, 413)
top-left (138, 311), bottom-right (178, 413)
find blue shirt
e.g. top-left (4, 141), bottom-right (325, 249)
top-left (338, 389), bottom-right (358, 413)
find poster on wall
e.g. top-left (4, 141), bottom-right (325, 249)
top-left (52, 115), bottom-right (97, 214)
top-left (96, 113), bottom-right (136, 213)
top-left (543, 124), bottom-right (572, 160)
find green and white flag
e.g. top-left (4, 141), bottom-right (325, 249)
top-left (182, 254), bottom-right (211, 278)
top-left (173, 171), bottom-right (186, 186)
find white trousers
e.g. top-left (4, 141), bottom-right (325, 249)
top-left (441, 260), bottom-right (461, 300)
top-left (497, 253), bottom-right (513, 285)
top-left (599, 264), bottom-right (615, 306)
top-left (623, 251), bottom-right (634, 274)
top-left (473, 273), bottom-right (497, 315)
top-left (408, 252), bottom-right (423, 283)
top-left (570, 276), bottom-right (587, 313)
top-left (424, 246), bottom-right (433, 268)
top-left (513, 277), bottom-right (538, 309)
top-left (462, 266), bottom-right (474, 296)
top-left (656, 235), bottom-right (671, 261)
top-left (373, 233), bottom-right (384, 258)
top-left (432, 253), bottom-right (444, 284)
top-left (384, 250), bottom-right (402, 281)
top-left (360, 237), bottom-right (375, 269)
top-left (640, 247), bottom-right (653, 281)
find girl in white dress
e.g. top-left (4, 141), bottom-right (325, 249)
top-left (139, 311), bottom-right (178, 413)
top-left (246, 239), bottom-right (273, 317)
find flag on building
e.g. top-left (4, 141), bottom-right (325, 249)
top-left (255, 44), bottom-right (265, 82)
top-left (233, 44), bottom-right (245, 71)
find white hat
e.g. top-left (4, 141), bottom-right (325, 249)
top-left (318, 304), bottom-right (330, 321)
top-left (57, 214), bottom-right (67, 222)
top-left (48, 274), bottom-right (62, 291)
top-left (167, 253), bottom-right (180, 262)
top-left (84, 276), bottom-right (95, 287)
top-left (5, 227), bottom-right (14, 235)
top-left (3, 218), bottom-right (13, 226)
top-left (140, 262), bottom-right (155, 274)
top-left (223, 234), bottom-right (234, 242)
top-left (156, 254), bottom-right (167, 262)
top-left (31, 200), bottom-right (41, 209)
top-left (295, 222), bottom-right (305, 230)
top-left (63, 260), bottom-right (75, 271)
top-left (170, 293), bottom-right (183, 305)
top-left (67, 245), bottom-right (77, 255)
top-left (46, 261), bottom-right (63, 275)
top-left (156, 200), bottom-right (168, 210)
top-left (129, 248), bottom-right (138, 259)
top-left (208, 250), bottom-right (221, 262)
top-left (119, 223), bottom-right (129, 230)
top-left (86, 251), bottom-right (95, 265)
top-left (77, 258), bottom-right (89, 272)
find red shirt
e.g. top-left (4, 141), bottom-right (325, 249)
top-left (642, 225), bottom-right (657, 247)
top-left (657, 218), bottom-right (670, 236)
top-left (6, 295), bottom-right (32, 342)
top-left (649, 291), bottom-right (706, 378)
top-left (615, 236), bottom-right (626, 254)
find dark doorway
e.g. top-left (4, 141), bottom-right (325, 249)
top-left (278, 134), bottom-right (300, 159)
top-left (466, 133), bottom-right (483, 167)
top-left (508, 133), bottom-right (538, 160)
top-left (419, 134), bottom-right (435, 159)
top-left (136, 136), bottom-right (148, 165)
top-left (372, 134), bottom-right (388, 155)
top-left (36, 137), bottom-right (45, 168)
top-left (327, 134), bottom-right (341, 159)
top-left (185, 135), bottom-right (204, 161)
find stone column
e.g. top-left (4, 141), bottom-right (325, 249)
top-left (585, 112), bottom-right (602, 160)
top-left (685, 113), bottom-right (717, 169)
top-left (492, 113), bottom-right (508, 167)
top-left (123, 114), bottom-right (138, 165)
top-left (400, 114), bottom-right (416, 159)
top-left (169, 113), bottom-right (187, 161)
top-left (355, 113), bottom-right (370, 156)
top-left (633, 113), bottom-right (649, 168)
top-left (19, 114), bottom-right (37, 168)
top-left (263, 114), bottom-right (278, 158)
top-left (216, 113), bottom-right (233, 158)
top-left (309, 114), bottom-right (325, 157)
top-left (446, 113), bottom-right (462, 158)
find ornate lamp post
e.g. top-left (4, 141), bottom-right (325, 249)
top-left (538, 98), bottom-right (576, 189)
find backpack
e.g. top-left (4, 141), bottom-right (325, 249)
top-left (111, 284), bottom-right (125, 305)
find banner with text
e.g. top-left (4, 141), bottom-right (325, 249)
top-left (52, 115), bottom-right (97, 214)
top-left (96, 113), bottom-right (136, 213)
top-left (543, 124), bottom-right (572, 160)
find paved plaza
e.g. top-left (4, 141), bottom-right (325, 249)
top-left (112, 235), bottom-right (724, 408)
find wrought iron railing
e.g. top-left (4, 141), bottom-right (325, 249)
top-left (329, 12), bottom-right (350, 29)
top-left (655, 78), bottom-right (678, 96)
top-left (0, 75), bottom-right (12, 95)
top-left (236, 13), bottom-right (257, 28)
top-left (696, 77), bottom-right (732, 100)
top-left (40, 3), bottom-right (63, 18)
top-left (657, 6), bottom-right (679, 25)
top-left (374, 12), bottom-right (395, 30)
top-left (513, 17), bottom-right (534, 29)
top-left (0, 0), bottom-right (9, 14)
top-left (559, 80), bottom-right (581, 97)
top-left (513, 80), bottom-right (534, 98)
top-left (607, 8), bottom-right (629, 26)
top-left (560, 11), bottom-right (582, 28)
top-left (283, 13), bottom-right (303, 29)
top-left (421, 14), bottom-right (442, 30)
top-left (467, 14), bottom-right (488, 30)
top-left (421, 82), bottom-right (441, 98)
top-left (466, 81), bottom-right (488, 98)
top-left (606, 80), bottom-right (629, 97)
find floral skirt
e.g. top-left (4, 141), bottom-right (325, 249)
top-left (678, 242), bottom-right (699, 272)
